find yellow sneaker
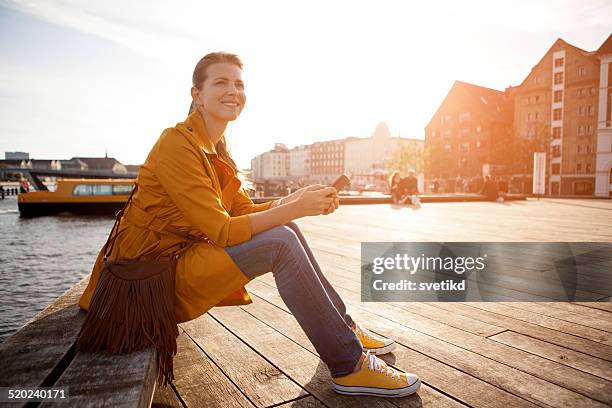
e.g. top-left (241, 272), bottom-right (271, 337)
top-left (352, 323), bottom-right (396, 355)
top-left (333, 351), bottom-right (421, 397)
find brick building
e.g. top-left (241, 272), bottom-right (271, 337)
top-left (309, 139), bottom-right (345, 184)
top-left (426, 34), bottom-right (612, 196)
top-left (513, 38), bottom-right (600, 195)
top-left (424, 81), bottom-right (513, 191)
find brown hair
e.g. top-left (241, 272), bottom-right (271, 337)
top-left (189, 52), bottom-right (243, 174)
top-left (388, 170), bottom-right (400, 186)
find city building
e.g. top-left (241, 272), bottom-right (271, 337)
top-left (72, 157), bottom-right (127, 173)
top-left (424, 80), bottom-right (513, 192)
top-left (288, 145), bottom-right (310, 183)
top-left (513, 38), bottom-right (600, 195)
top-left (60, 158), bottom-right (88, 171)
top-left (595, 34), bottom-right (612, 197)
top-left (426, 34), bottom-right (612, 196)
top-left (5, 152), bottom-right (29, 160)
top-left (345, 123), bottom-right (423, 191)
top-left (309, 139), bottom-right (345, 185)
top-left (250, 143), bottom-right (290, 181)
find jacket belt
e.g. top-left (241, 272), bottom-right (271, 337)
top-left (123, 201), bottom-right (212, 244)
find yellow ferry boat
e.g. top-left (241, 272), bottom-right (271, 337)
top-left (18, 178), bottom-right (135, 217)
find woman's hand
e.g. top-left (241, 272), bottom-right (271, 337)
top-left (279, 184), bottom-right (326, 206)
top-left (289, 186), bottom-right (338, 218)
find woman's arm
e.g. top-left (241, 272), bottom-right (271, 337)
top-left (248, 186), bottom-right (338, 236)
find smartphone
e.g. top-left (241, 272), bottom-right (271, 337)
top-left (328, 174), bottom-right (350, 196)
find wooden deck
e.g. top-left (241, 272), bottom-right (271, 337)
top-left (153, 198), bottom-right (612, 408)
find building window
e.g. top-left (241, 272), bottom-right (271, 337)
top-left (554, 57), bottom-right (564, 67)
top-left (577, 163), bottom-right (582, 173)
top-left (476, 140), bottom-right (481, 148)
top-left (552, 145), bottom-right (561, 157)
top-left (444, 144), bottom-right (451, 153)
top-left (577, 145), bottom-right (582, 153)
top-left (590, 87), bottom-right (596, 95)
top-left (533, 76), bottom-right (540, 84)
top-left (460, 143), bottom-right (469, 152)
top-left (552, 163), bottom-right (560, 175)
top-left (554, 90), bottom-right (563, 102)
top-left (587, 125), bottom-right (593, 134)
top-left (459, 112), bottom-right (471, 122)
top-left (575, 182), bottom-right (592, 195)
top-left (586, 145), bottom-right (591, 154)
top-left (552, 127), bottom-right (561, 139)
top-left (588, 105), bottom-right (594, 116)
top-left (553, 108), bottom-right (562, 120)
top-left (476, 125), bottom-right (482, 133)
top-left (578, 66), bottom-right (586, 77)
top-left (462, 127), bottom-right (470, 136)
top-left (578, 106), bottom-right (585, 116)
top-left (431, 131), bottom-right (436, 137)
top-left (578, 125), bottom-right (585, 136)
top-left (554, 72), bottom-right (563, 84)
top-left (586, 163), bottom-right (591, 173)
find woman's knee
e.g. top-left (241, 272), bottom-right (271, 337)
top-left (264, 225), bottom-right (300, 248)
top-left (285, 220), bottom-right (300, 233)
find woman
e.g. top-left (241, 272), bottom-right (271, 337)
top-left (78, 52), bottom-right (420, 398)
top-left (388, 170), bottom-right (401, 204)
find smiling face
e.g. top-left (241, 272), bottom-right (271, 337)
top-left (191, 62), bottom-right (246, 122)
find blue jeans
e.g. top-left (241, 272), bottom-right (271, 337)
top-left (224, 221), bottom-right (362, 377)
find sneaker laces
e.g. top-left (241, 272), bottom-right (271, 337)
top-left (365, 350), bottom-right (402, 381)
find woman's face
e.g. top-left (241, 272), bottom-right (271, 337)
top-left (192, 62), bottom-right (246, 122)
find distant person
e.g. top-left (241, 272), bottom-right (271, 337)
top-left (480, 175), bottom-right (499, 201)
top-left (498, 177), bottom-right (508, 198)
top-left (455, 178), bottom-right (463, 193)
top-left (77, 52), bottom-right (420, 398)
top-left (388, 170), bottom-right (401, 204)
top-left (0, 185), bottom-right (4, 199)
top-left (19, 179), bottom-right (29, 193)
top-left (398, 170), bottom-right (420, 205)
top-left (432, 178), bottom-right (439, 193)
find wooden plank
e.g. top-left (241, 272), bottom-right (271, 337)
top-left (208, 305), bottom-right (407, 408)
top-left (464, 303), bottom-right (612, 346)
top-left (308, 237), bottom-right (609, 302)
top-left (181, 313), bottom-right (307, 407)
top-left (245, 279), bottom-right (536, 408)
top-left (498, 302), bottom-right (612, 332)
top-left (151, 383), bottom-right (183, 408)
top-left (489, 331), bottom-right (612, 382)
top-left (545, 302), bottom-right (612, 323)
top-left (274, 395), bottom-right (326, 408)
top-left (250, 278), bottom-right (610, 407)
top-left (573, 302), bottom-right (612, 313)
top-left (428, 302), bottom-right (612, 362)
top-left (170, 330), bottom-right (254, 408)
top-left (0, 277), bottom-right (89, 389)
top-left (41, 348), bottom-right (157, 408)
top-left (313, 248), bottom-right (561, 302)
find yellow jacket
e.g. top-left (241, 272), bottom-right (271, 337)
top-left (78, 110), bottom-right (272, 323)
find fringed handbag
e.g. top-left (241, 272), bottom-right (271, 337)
top-left (75, 185), bottom-right (194, 387)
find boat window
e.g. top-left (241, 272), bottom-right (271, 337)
top-left (73, 184), bottom-right (93, 196)
top-left (112, 184), bottom-right (133, 195)
top-left (92, 185), bottom-right (113, 195)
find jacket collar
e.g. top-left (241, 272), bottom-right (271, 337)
top-left (178, 110), bottom-right (219, 155)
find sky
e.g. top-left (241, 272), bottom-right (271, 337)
top-left (0, 0), bottom-right (611, 169)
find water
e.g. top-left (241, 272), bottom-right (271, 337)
top-left (0, 197), bottom-right (114, 343)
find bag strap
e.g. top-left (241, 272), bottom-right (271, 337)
top-left (102, 183), bottom-right (138, 261)
top-left (101, 182), bottom-right (207, 262)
